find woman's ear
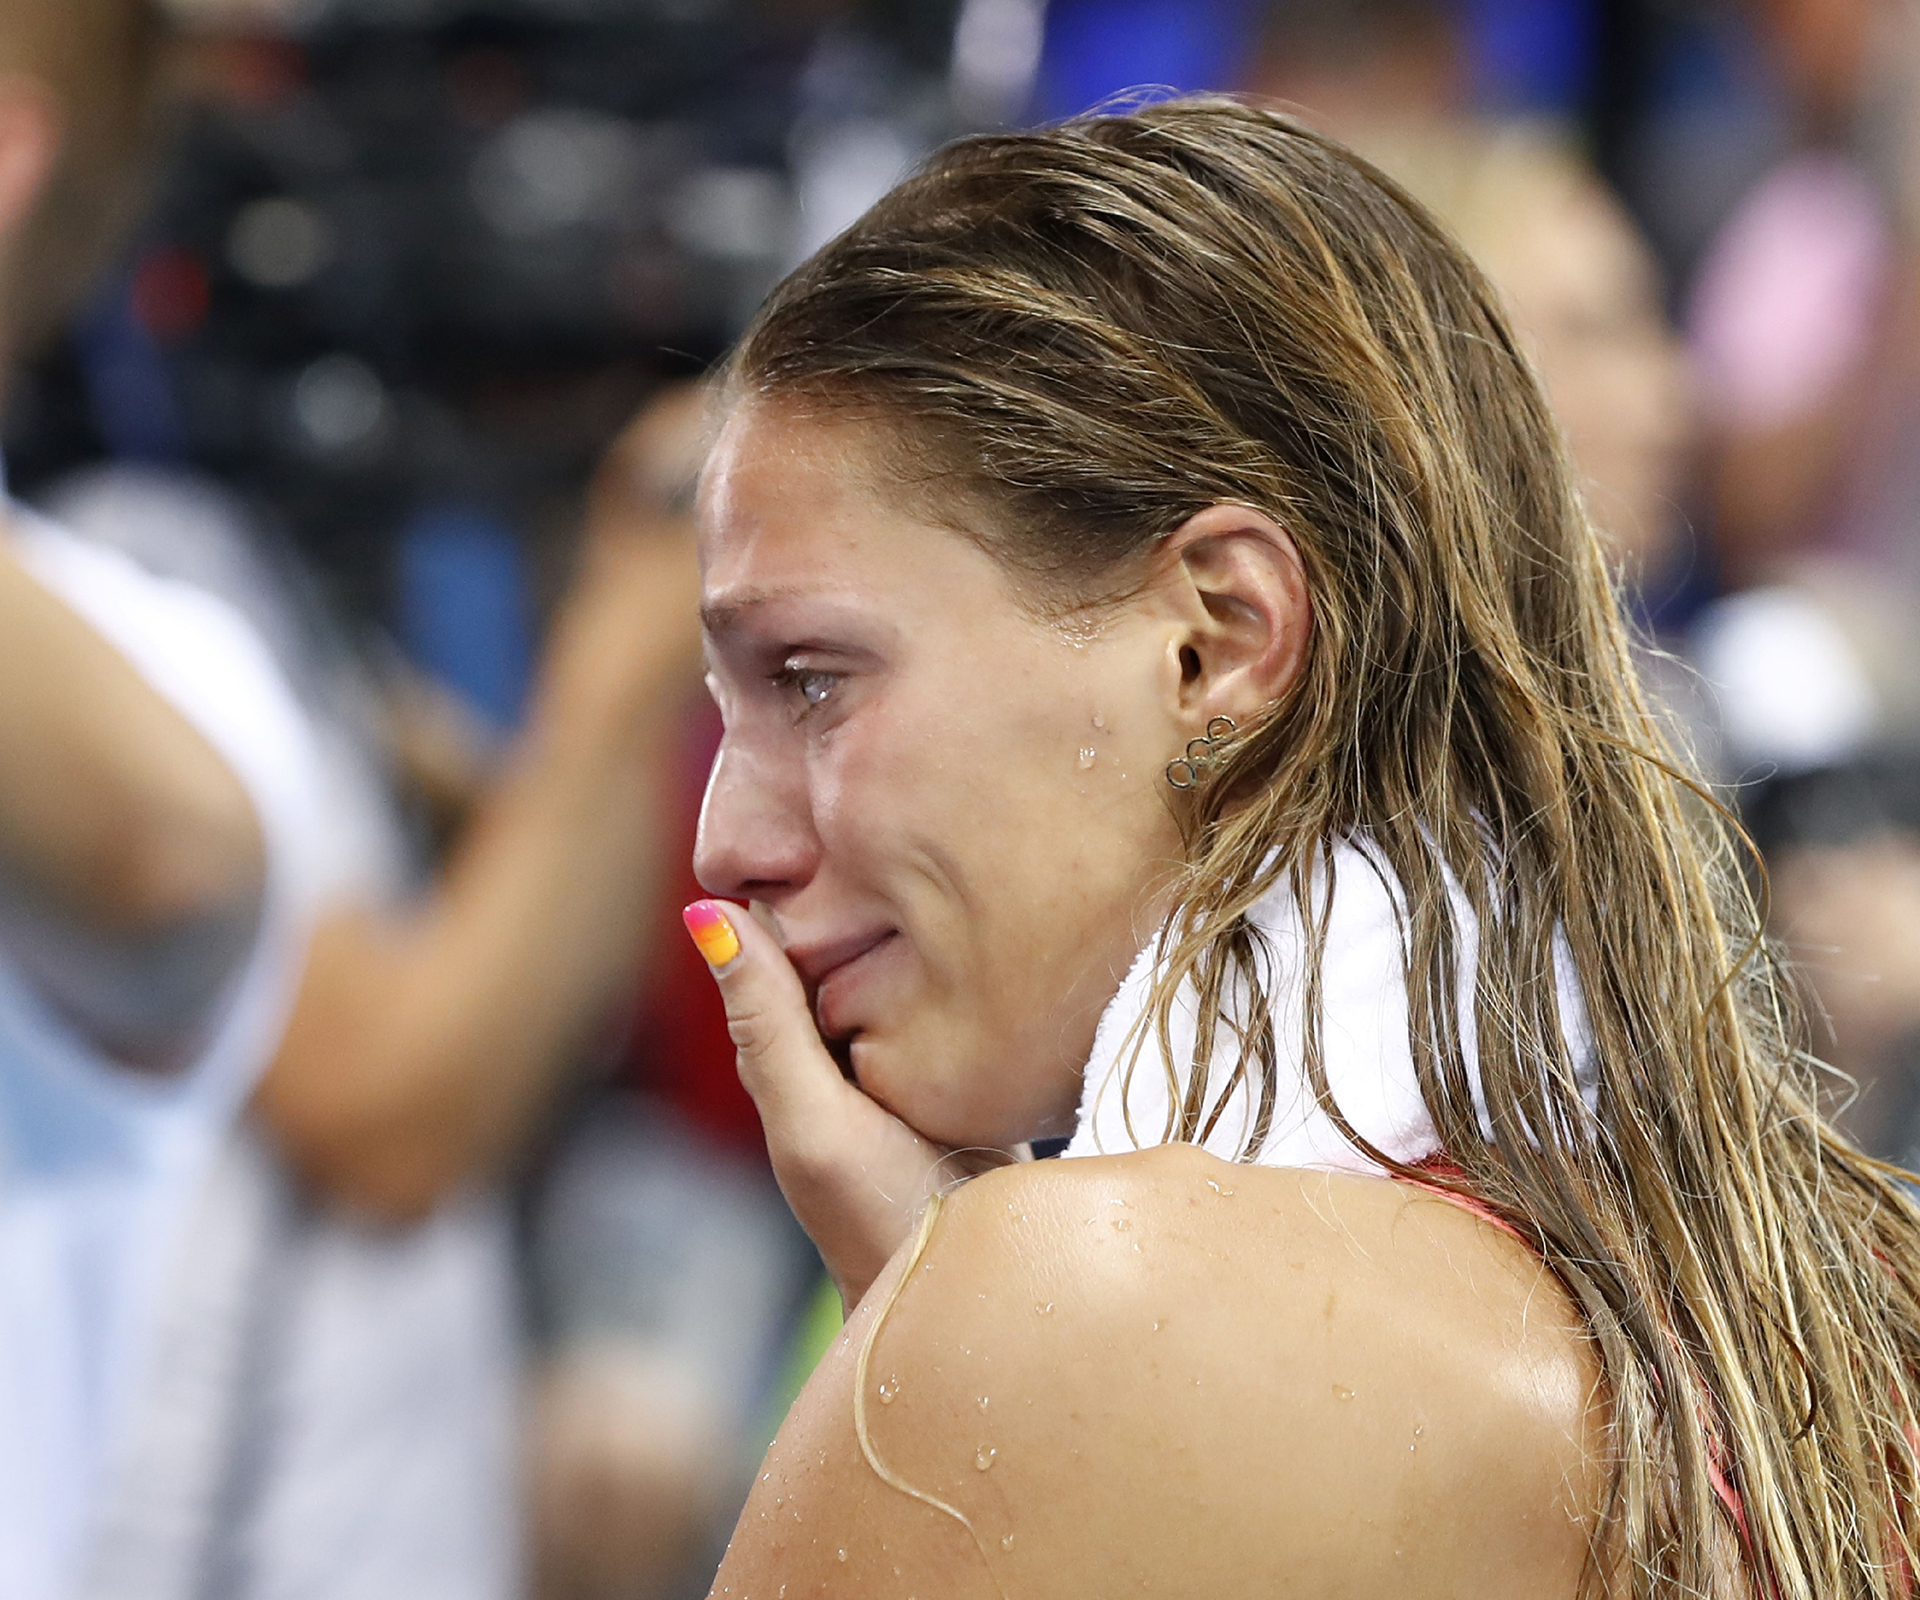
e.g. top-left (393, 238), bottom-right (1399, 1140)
top-left (1160, 502), bottom-right (1311, 727)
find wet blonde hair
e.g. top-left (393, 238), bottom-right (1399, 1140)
top-left (728, 97), bottom-right (1920, 1597)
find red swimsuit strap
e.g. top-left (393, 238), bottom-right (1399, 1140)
top-left (1397, 1155), bottom-right (1770, 1592)
top-left (1399, 1154), bottom-right (1527, 1241)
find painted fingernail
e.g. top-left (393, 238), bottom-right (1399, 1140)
top-left (683, 900), bottom-right (741, 968)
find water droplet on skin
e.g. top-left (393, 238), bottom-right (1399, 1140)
top-left (1112, 1218), bottom-right (1132, 1232)
top-left (1151, 1319), bottom-right (1162, 1332)
top-left (1091, 714), bottom-right (1106, 731)
top-left (975, 1445), bottom-right (997, 1471)
top-left (977, 1395), bottom-right (991, 1412)
top-left (1036, 1301), bottom-right (1054, 1315)
top-left (878, 1376), bottom-right (900, 1404)
top-left (1077, 746), bottom-right (1097, 770)
top-left (1204, 1179), bottom-right (1234, 1196)
top-left (836, 1550), bottom-right (848, 1563)
top-left (1333, 1383), bottom-right (1355, 1401)
top-left (1001, 1534), bottom-right (1017, 1551)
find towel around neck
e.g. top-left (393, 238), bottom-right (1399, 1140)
top-left (1063, 839), bottom-right (1597, 1173)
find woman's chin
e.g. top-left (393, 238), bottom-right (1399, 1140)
top-left (845, 1032), bottom-right (942, 1130)
top-left (848, 1032), bottom-right (1077, 1153)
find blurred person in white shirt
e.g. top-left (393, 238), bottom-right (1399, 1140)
top-left (0, 4), bottom-right (320, 1596)
top-left (4, 6), bottom-right (710, 1597)
top-left (65, 405), bottom-right (703, 1600)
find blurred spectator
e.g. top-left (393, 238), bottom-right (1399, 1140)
top-left (0, 6), bottom-right (969, 1597)
top-left (1408, 129), bottom-right (1693, 594)
top-left (1690, 0), bottom-right (1889, 574)
top-left (0, 7), bottom-right (321, 1600)
top-left (1687, 0), bottom-right (1920, 731)
top-left (63, 388), bottom-right (702, 1600)
top-left (1675, 0), bottom-right (1920, 1166)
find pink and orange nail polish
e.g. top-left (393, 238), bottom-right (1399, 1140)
top-left (682, 900), bottom-right (741, 968)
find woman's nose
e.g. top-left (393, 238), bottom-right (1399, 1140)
top-left (693, 737), bottom-right (819, 901)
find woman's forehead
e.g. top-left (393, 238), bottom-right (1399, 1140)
top-left (698, 408), bottom-right (1017, 632)
top-left (701, 400), bottom-right (889, 548)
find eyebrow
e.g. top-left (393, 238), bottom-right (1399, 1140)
top-left (700, 584), bottom-right (813, 636)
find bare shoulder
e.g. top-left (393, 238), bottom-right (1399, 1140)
top-left (709, 1146), bottom-right (1609, 1600)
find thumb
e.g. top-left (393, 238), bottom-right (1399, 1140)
top-left (682, 898), bottom-right (992, 1308)
top-left (681, 899), bottom-right (849, 1133)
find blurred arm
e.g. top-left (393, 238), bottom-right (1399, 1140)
top-left (0, 531), bottom-right (264, 946)
top-left (254, 525), bottom-right (702, 1222)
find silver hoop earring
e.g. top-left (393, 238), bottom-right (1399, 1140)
top-left (1164, 716), bottom-right (1237, 790)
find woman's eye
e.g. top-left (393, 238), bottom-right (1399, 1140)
top-left (776, 660), bottom-right (838, 711)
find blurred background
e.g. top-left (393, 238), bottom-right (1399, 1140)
top-left (13, 1), bottom-right (1920, 1597)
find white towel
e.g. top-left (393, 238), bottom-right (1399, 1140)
top-left (1064, 841), bottom-right (1595, 1172)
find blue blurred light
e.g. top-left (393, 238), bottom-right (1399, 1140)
top-left (1463, 0), bottom-right (1596, 114)
top-left (75, 279), bottom-right (187, 464)
top-left (396, 507), bottom-right (533, 731)
top-left (1036, 0), bottom-right (1259, 121)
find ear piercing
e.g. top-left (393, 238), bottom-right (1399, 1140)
top-left (1165, 716), bottom-right (1237, 790)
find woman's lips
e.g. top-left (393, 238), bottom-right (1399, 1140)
top-left (791, 929), bottom-right (899, 1037)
